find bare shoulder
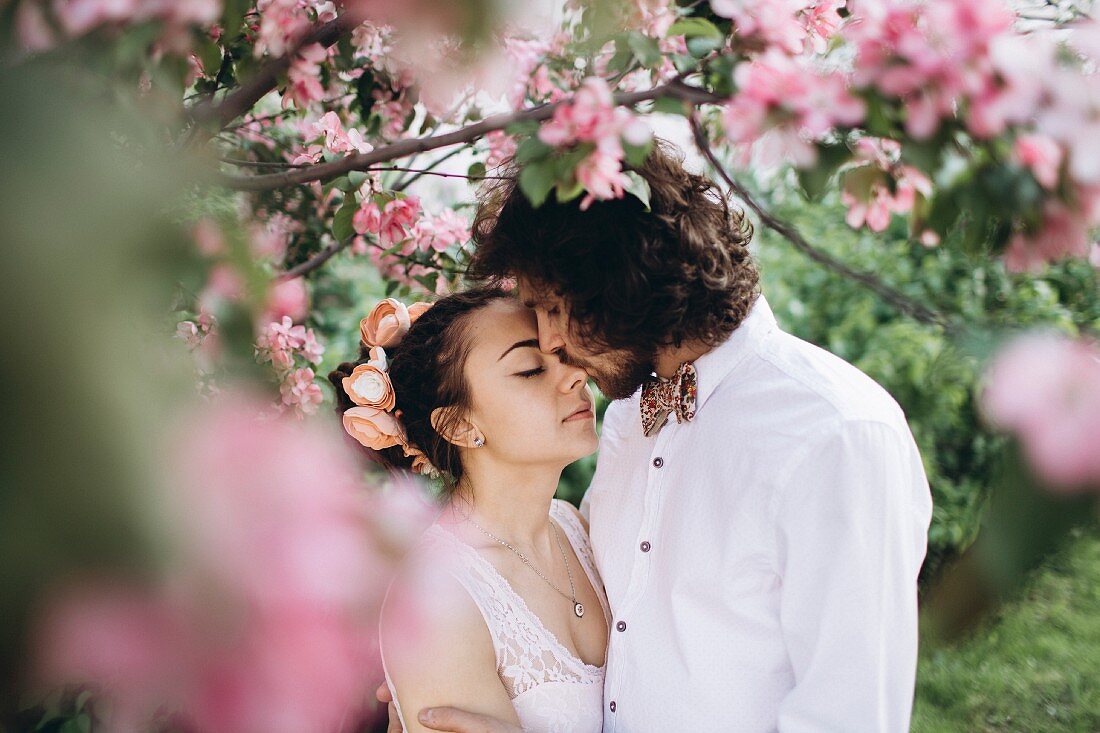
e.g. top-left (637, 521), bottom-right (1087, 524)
top-left (379, 544), bottom-right (519, 732)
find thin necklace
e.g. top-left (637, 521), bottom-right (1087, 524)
top-left (459, 509), bottom-right (584, 619)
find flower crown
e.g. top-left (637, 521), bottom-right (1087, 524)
top-left (341, 298), bottom-right (440, 478)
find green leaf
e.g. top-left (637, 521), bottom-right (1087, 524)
top-left (622, 171), bottom-right (652, 211)
top-left (687, 35), bottom-right (725, 59)
top-left (506, 120), bottom-right (540, 137)
top-left (519, 162), bottom-right (557, 208)
top-left (515, 136), bottom-right (553, 165)
top-left (556, 179), bottom-right (586, 203)
top-left (385, 278), bottom-right (399, 296)
top-left (627, 33), bottom-right (662, 67)
top-left (652, 96), bottom-right (689, 116)
top-left (346, 170), bottom-right (369, 190)
top-left (468, 162), bottom-right (487, 181)
top-left (623, 139), bottom-right (653, 169)
top-left (796, 143), bottom-right (851, 200)
top-left (668, 17), bottom-right (725, 40)
top-left (332, 195), bottom-right (358, 242)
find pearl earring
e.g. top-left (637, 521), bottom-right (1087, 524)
top-left (473, 437), bottom-right (485, 448)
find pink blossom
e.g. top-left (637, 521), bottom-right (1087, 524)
top-left (982, 333), bottom-right (1100, 489)
top-left (539, 77), bottom-right (622, 150)
top-left (722, 51), bottom-right (864, 169)
top-left (485, 131), bottom-right (517, 169)
top-left (576, 150), bottom-right (631, 210)
top-left (353, 201), bottom-right (382, 236)
top-left (378, 196), bottom-right (421, 248)
top-left (279, 367), bottom-right (324, 414)
top-left (413, 209), bottom-right (470, 253)
top-left (254, 0), bottom-right (311, 57)
top-left (177, 320), bottom-right (202, 349)
top-left (203, 263), bottom-right (246, 305)
top-left (249, 213), bottom-right (295, 260)
top-left (308, 111), bottom-right (372, 155)
top-left (284, 43), bottom-right (327, 109)
top-left (1014, 134), bottom-right (1063, 190)
top-left (1004, 202), bottom-right (1091, 273)
top-left (16, 2), bottom-right (56, 51)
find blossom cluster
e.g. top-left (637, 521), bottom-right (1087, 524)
top-left (537, 77), bottom-right (653, 209)
top-left (255, 315), bottom-right (326, 415)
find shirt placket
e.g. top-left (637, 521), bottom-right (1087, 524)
top-left (605, 423), bottom-right (673, 730)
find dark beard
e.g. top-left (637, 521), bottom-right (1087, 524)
top-left (560, 346), bottom-right (653, 401)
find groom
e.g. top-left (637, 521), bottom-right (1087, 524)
top-left (389, 140), bottom-right (933, 732)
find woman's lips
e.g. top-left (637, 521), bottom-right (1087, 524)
top-left (563, 408), bottom-right (594, 422)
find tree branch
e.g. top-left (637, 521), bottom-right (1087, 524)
top-left (187, 11), bottom-right (366, 132)
top-left (218, 79), bottom-right (725, 191)
top-left (688, 115), bottom-right (953, 331)
top-left (277, 237), bottom-right (354, 281)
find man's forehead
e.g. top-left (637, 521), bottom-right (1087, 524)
top-left (515, 279), bottom-right (562, 309)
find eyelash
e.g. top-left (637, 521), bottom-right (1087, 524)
top-left (517, 367), bottom-right (545, 379)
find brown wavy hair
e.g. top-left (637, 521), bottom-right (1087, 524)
top-left (328, 287), bottom-right (511, 490)
top-left (468, 139), bottom-right (759, 354)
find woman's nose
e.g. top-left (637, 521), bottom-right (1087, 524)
top-left (556, 360), bottom-right (588, 393)
top-left (536, 309), bottom-right (566, 354)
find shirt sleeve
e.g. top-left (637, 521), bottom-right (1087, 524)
top-left (775, 418), bottom-right (932, 733)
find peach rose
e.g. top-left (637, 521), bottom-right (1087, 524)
top-left (367, 346), bottom-right (388, 370)
top-left (342, 406), bottom-right (406, 451)
top-left (360, 298), bottom-right (411, 348)
top-left (342, 364), bottom-right (396, 411)
top-left (407, 301), bottom-right (433, 324)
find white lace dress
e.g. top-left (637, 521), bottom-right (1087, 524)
top-left (382, 499), bottom-right (609, 732)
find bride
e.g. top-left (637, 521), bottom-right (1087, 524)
top-left (329, 287), bottom-right (609, 733)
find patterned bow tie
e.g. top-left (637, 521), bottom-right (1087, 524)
top-left (639, 362), bottom-right (698, 437)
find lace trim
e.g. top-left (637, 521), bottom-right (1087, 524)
top-left (424, 500), bottom-right (608, 699)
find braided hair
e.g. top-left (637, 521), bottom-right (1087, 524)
top-left (328, 286), bottom-right (511, 489)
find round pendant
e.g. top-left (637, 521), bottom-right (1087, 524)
top-left (574, 602), bottom-right (585, 618)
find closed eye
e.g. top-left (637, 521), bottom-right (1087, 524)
top-left (515, 366), bottom-right (546, 378)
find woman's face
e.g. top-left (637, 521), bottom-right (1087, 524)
top-left (461, 298), bottom-right (598, 468)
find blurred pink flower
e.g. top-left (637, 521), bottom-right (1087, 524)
top-left (309, 111), bottom-right (372, 155)
top-left (284, 43), bottom-right (327, 109)
top-left (710, 0), bottom-right (809, 55)
top-left (33, 395), bottom-right (436, 733)
top-left (264, 278), bottom-right (309, 324)
top-left (1004, 202), bottom-right (1091, 273)
top-left (484, 131), bottom-right (517, 169)
top-left (1013, 134), bottom-right (1063, 190)
top-left (413, 209), bottom-right (470, 253)
top-left (983, 333), bottom-right (1100, 489)
top-left (722, 50), bottom-right (864, 169)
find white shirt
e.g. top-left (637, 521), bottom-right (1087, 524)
top-left (581, 294), bottom-right (933, 733)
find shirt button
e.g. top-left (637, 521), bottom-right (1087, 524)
top-left (652, 457), bottom-right (664, 468)
top-left (616, 620), bottom-right (627, 632)
top-left (609, 701), bottom-right (617, 712)
top-left (640, 541), bottom-right (651, 552)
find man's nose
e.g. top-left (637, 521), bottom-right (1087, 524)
top-left (536, 309), bottom-right (566, 353)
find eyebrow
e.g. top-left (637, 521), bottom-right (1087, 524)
top-left (498, 338), bottom-right (540, 361)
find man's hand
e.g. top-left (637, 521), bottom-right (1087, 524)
top-left (376, 682), bottom-right (402, 733)
top-left (417, 707), bottom-right (523, 733)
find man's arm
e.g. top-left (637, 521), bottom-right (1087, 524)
top-left (380, 571), bottom-right (521, 733)
top-left (775, 419), bottom-right (933, 732)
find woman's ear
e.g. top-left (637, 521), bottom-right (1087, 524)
top-left (430, 406), bottom-right (484, 449)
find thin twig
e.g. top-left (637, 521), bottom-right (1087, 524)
top-left (218, 79), bottom-right (724, 191)
top-left (688, 114), bottom-right (953, 331)
top-left (394, 147), bottom-right (469, 191)
top-left (277, 238), bottom-right (354, 281)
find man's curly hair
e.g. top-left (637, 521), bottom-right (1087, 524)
top-left (467, 139), bottom-right (759, 355)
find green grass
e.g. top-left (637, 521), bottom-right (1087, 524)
top-left (912, 526), bottom-right (1100, 733)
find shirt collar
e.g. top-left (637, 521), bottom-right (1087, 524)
top-left (690, 293), bottom-right (776, 414)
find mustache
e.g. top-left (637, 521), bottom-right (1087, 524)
top-left (553, 347), bottom-right (588, 370)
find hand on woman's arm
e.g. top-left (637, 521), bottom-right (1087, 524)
top-left (379, 571), bottom-right (521, 733)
